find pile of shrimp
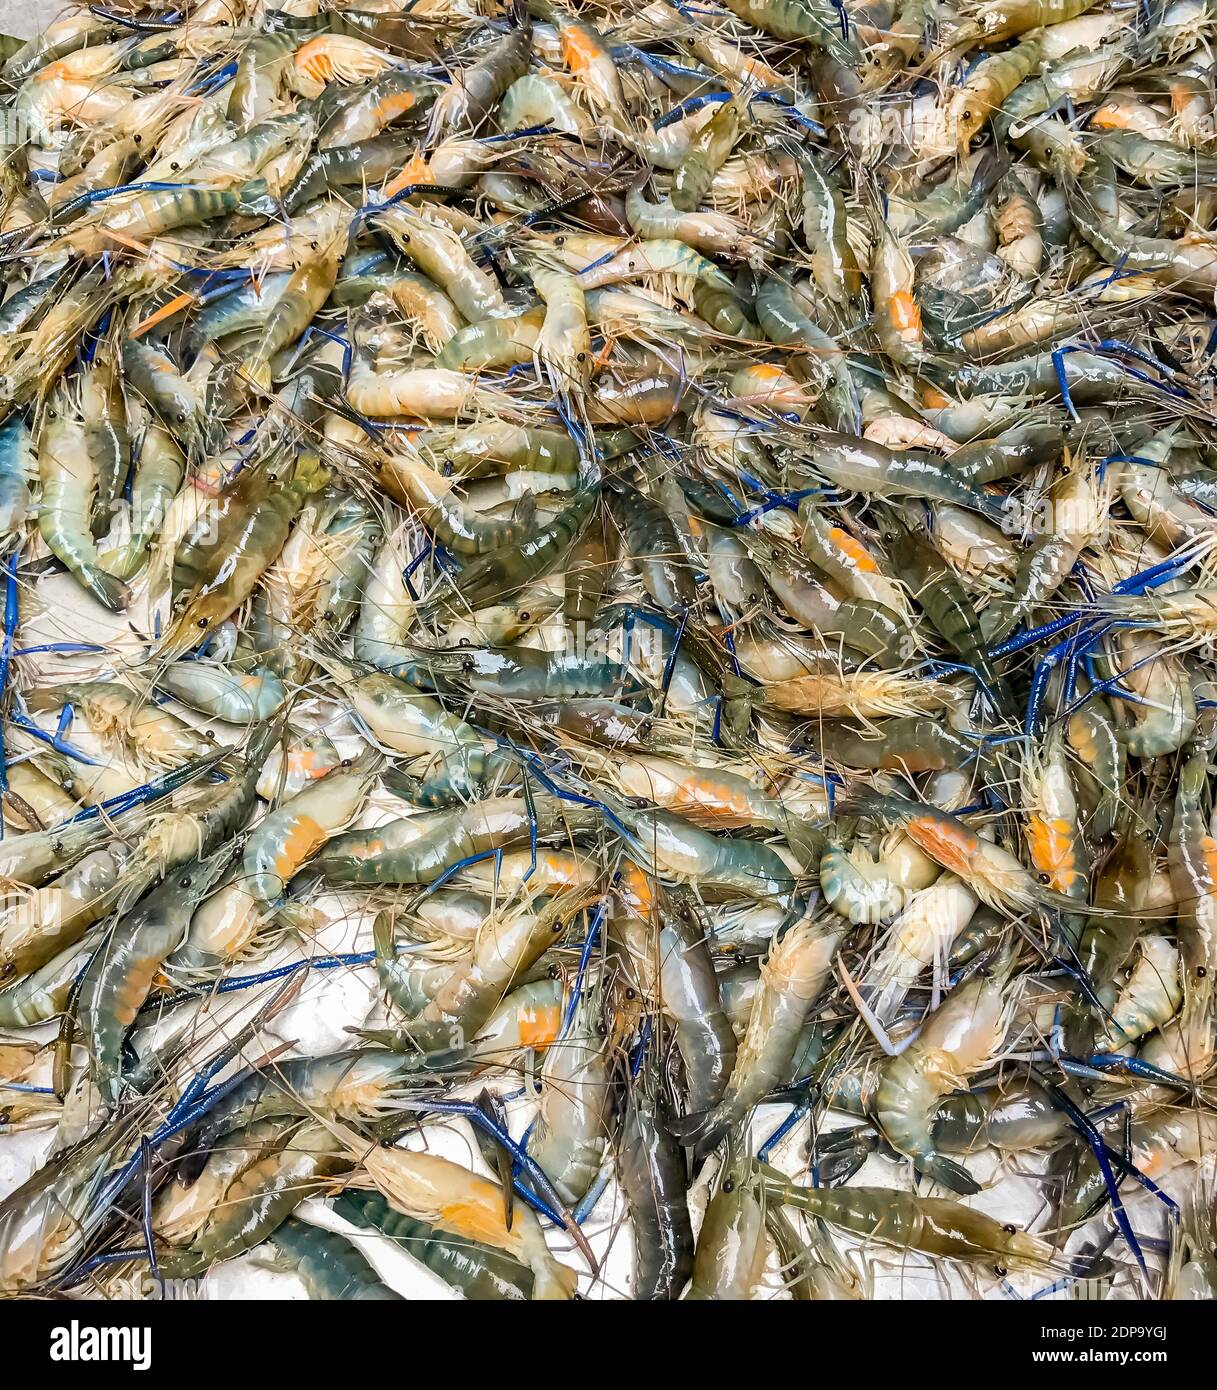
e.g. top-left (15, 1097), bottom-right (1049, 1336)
top-left (1, 0), bottom-right (1217, 1304)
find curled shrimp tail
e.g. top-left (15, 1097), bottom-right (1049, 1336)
top-left (77, 564), bottom-right (130, 613)
top-left (667, 1104), bottom-right (733, 1157)
top-left (782, 816), bottom-right (828, 872)
top-left (914, 1152), bottom-right (983, 1196)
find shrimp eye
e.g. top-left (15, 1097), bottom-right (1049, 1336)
top-left (576, 352), bottom-right (587, 362)
top-left (1198, 966), bottom-right (1209, 978)
top-left (993, 1265), bottom-right (1007, 1277)
top-left (179, 876), bottom-right (191, 888)
top-left (379, 1138), bottom-right (396, 1149)
top-left (1003, 1223), bottom-right (1017, 1234)
top-left (554, 235), bottom-right (565, 246)
top-left (170, 162), bottom-right (179, 171)
top-left (1036, 872), bottom-right (1050, 885)
top-left (461, 657), bottom-right (475, 672)
top-left (310, 240), bottom-right (319, 249)
top-left (198, 618), bottom-right (209, 628)
top-left (205, 730), bottom-right (216, 741)
top-left (624, 987), bottom-right (636, 1000)
top-left (518, 611), bottom-right (530, 621)
top-left (133, 134), bottom-right (141, 144)
top-left (549, 963), bottom-right (562, 978)
top-left (721, 1178), bottom-right (736, 1193)
top-left (341, 758), bottom-right (352, 767)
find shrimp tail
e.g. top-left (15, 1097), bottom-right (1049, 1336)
top-left (782, 816), bottom-right (828, 872)
top-left (78, 565), bottom-right (130, 613)
top-left (914, 1153), bottom-right (983, 1196)
top-left (667, 1105), bottom-right (732, 1155)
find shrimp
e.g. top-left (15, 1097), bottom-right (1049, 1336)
top-left (863, 875), bottom-right (981, 1022)
top-left (1096, 934), bottom-right (1183, 1052)
top-left (264, 1217), bottom-right (405, 1301)
top-left (398, 888), bottom-right (595, 1051)
top-left (670, 92), bottom-right (746, 214)
top-left (531, 266), bottom-right (591, 401)
top-left (760, 1168), bottom-right (1057, 1273)
top-left (373, 205), bottom-right (506, 322)
top-left (612, 874), bottom-right (738, 1112)
top-left (334, 1188), bottom-right (533, 1300)
top-left (288, 35), bottom-right (395, 96)
top-left (243, 748), bottom-right (382, 924)
top-left (0, 844), bottom-right (130, 979)
top-left (77, 845), bottom-right (237, 1106)
top-left (239, 234), bottom-right (346, 392)
top-left (1022, 727), bottom-right (1090, 911)
top-left (426, 9), bottom-right (532, 146)
top-left (25, 681), bottom-right (217, 769)
top-left (346, 363), bottom-right (496, 421)
top-left (762, 667), bottom-right (956, 719)
top-left (1169, 744), bottom-right (1217, 981)
top-left (528, 979), bottom-right (614, 1206)
top-left (309, 796), bottom-right (594, 887)
top-left (991, 457), bottom-right (1110, 641)
top-left (672, 913), bottom-right (846, 1151)
top-left (101, 419), bottom-right (185, 583)
top-left (378, 449), bottom-right (537, 554)
top-left (346, 1134), bottom-right (578, 1300)
top-left (820, 831), bottom-right (941, 925)
top-left (0, 938), bottom-right (91, 1029)
top-left (306, 649), bottom-right (492, 795)
top-left (158, 449), bottom-right (329, 659)
top-left (846, 791), bottom-right (1061, 916)
top-left (498, 73), bottom-right (590, 136)
top-left (155, 662), bottom-right (288, 724)
top-left (875, 969), bottom-right (1011, 1193)
top-left (685, 1147), bottom-right (768, 1300)
top-left (437, 310), bottom-right (544, 372)
top-left (158, 1123), bottom-right (350, 1278)
top-left (625, 183), bottom-right (757, 261)
top-left (618, 1082), bottom-right (694, 1301)
top-left (37, 385), bottom-right (128, 612)
top-left (1114, 635), bottom-right (1197, 760)
top-left (0, 1114), bottom-right (133, 1293)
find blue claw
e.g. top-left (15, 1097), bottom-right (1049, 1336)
top-left (0, 548), bottom-right (20, 794)
top-left (558, 901), bottom-right (607, 1042)
top-left (1038, 1077), bottom-right (1149, 1278)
